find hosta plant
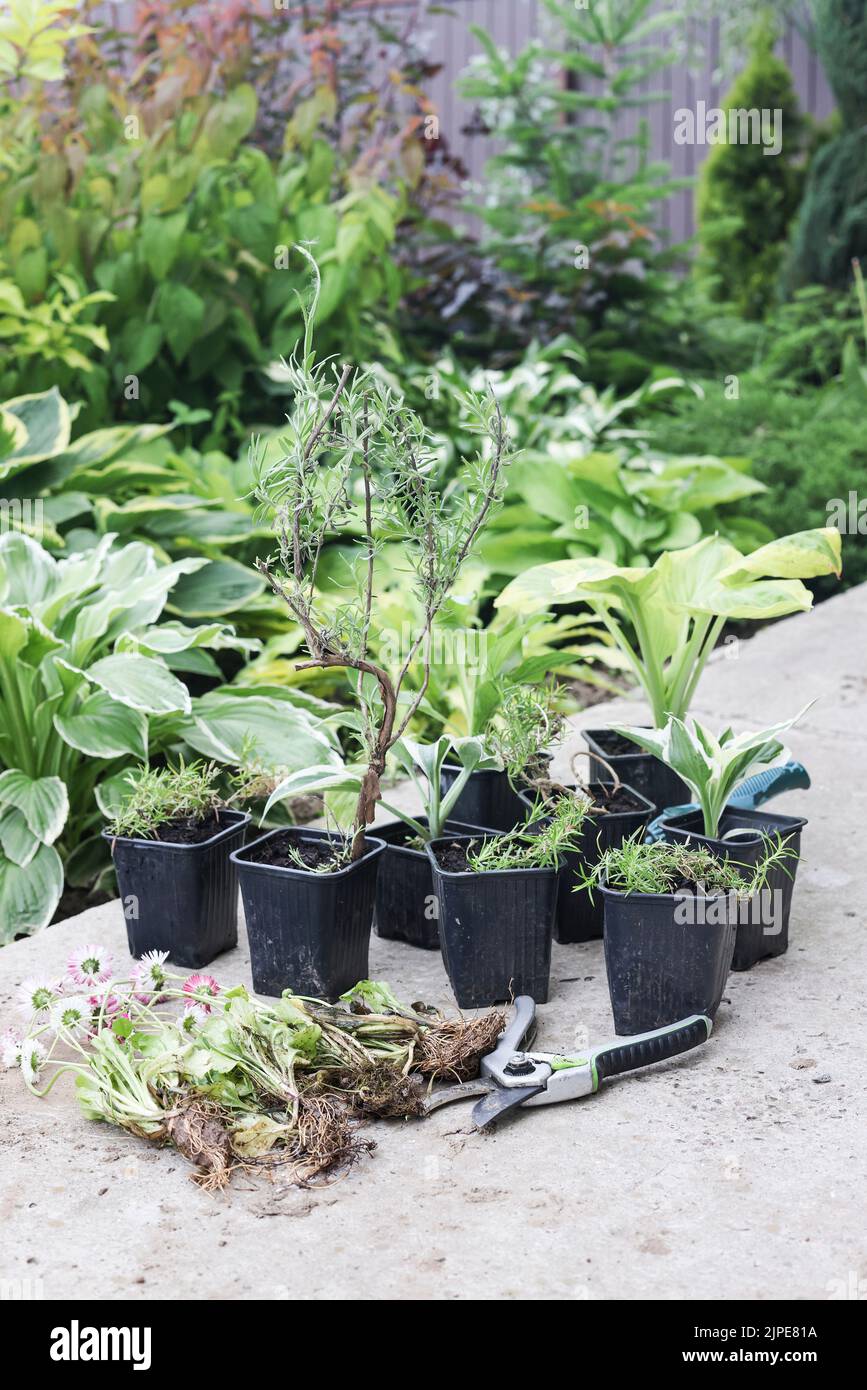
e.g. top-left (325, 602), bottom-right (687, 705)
top-left (612, 709), bottom-right (810, 838)
top-left (0, 531), bottom-right (340, 936)
top-left (497, 530), bottom-right (842, 727)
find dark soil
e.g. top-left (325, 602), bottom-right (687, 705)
top-left (148, 811), bottom-right (226, 845)
top-left (432, 840), bottom-right (479, 873)
top-left (588, 729), bottom-right (648, 757)
top-left (532, 781), bottom-right (646, 816)
top-left (245, 832), bottom-right (350, 873)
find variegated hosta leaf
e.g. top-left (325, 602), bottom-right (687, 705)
top-left (0, 843), bottom-right (64, 940)
top-left (0, 769), bottom-right (68, 844)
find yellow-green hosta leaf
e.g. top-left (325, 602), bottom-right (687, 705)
top-left (0, 842), bottom-right (63, 940)
top-left (0, 769), bottom-right (68, 844)
top-left (720, 527), bottom-right (843, 584)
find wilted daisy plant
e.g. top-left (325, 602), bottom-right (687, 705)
top-left (6, 952), bottom-right (503, 1190)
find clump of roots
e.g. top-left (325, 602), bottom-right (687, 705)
top-left (167, 1100), bottom-right (234, 1191)
top-left (413, 1009), bottom-right (506, 1083)
top-left (235, 1094), bottom-right (375, 1187)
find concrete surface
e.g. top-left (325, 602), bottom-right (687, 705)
top-left (2, 585), bottom-right (866, 1302)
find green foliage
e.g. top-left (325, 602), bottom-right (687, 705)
top-left (463, 795), bottom-right (591, 873)
top-left (648, 372), bottom-right (867, 593)
top-left (613, 708), bottom-right (809, 837)
top-left (108, 761), bottom-right (222, 840)
top-left (0, 0), bottom-right (92, 83)
top-left (785, 2), bottom-right (867, 290)
top-left (0, 531), bottom-right (340, 933)
top-left (696, 22), bottom-right (806, 318)
top-left (456, 0), bottom-right (687, 382)
top-left (497, 529), bottom-right (842, 728)
top-left (0, 265), bottom-right (113, 407)
top-left (587, 831), bottom-right (797, 897)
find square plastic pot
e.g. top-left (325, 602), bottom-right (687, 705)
top-left (231, 828), bottom-right (385, 1000)
top-left (440, 763), bottom-right (541, 833)
top-left (373, 817), bottom-right (494, 949)
top-left (659, 807), bottom-right (807, 970)
top-left (426, 834), bottom-right (558, 1008)
top-left (103, 810), bottom-right (249, 969)
top-left (600, 882), bottom-right (737, 1035)
top-left (583, 727), bottom-right (689, 813)
top-left (518, 782), bottom-right (654, 942)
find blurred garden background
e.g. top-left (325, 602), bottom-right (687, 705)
top-left (0, 0), bottom-right (864, 930)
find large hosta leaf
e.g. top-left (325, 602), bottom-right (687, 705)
top-left (0, 769), bottom-right (68, 844)
top-left (54, 690), bottom-right (148, 759)
top-left (0, 387), bottom-right (71, 473)
top-left (183, 693), bottom-right (341, 771)
top-left (0, 843), bottom-right (64, 940)
top-left (0, 531), bottom-right (60, 604)
top-left (82, 653), bottom-right (191, 715)
top-left (167, 558), bottom-right (264, 616)
top-left (0, 806), bottom-right (40, 867)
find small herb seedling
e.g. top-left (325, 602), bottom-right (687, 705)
top-left (582, 831), bottom-right (797, 899)
top-left (109, 762), bottom-right (223, 840)
top-left (463, 795), bottom-right (590, 873)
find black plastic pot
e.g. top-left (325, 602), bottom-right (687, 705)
top-left (373, 817), bottom-right (493, 949)
top-left (601, 882), bottom-right (737, 1034)
top-left (426, 834), bottom-right (558, 1007)
top-left (518, 782), bottom-right (654, 942)
top-left (583, 727), bottom-right (688, 813)
top-left (103, 810), bottom-right (249, 969)
top-left (660, 807), bottom-right (807, 970)
top-left (231, 828), bottom-right (385, 1000)
top-left (440, 763), bottom-right (542, 833)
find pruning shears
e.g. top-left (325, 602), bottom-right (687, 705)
top-left (645, 759), bottom-right (810, 843)
top-left (424, 997), bottom-right (712, 1128)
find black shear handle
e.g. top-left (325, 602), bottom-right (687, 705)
top-left (593, 1015), bottom-right (712, 1083)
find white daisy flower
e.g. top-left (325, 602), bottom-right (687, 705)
top-left (182, 1003), bottom-right (209, 1031)
top-left (17, 977), bottom-right (59, 1019)
top-left (133, 950), bottom-right (169, 1001)
top-left (20, 1038), bottom-right (46, 1085)
top-left (49, 995), bottom-right (92, 1041)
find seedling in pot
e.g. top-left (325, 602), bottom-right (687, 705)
top-left (102, 761), bottom-right (254, 970)
top-left (485, 682), bottom-right (565, 790)
top-left (438, 795), bottom-right (592, 874)
top-left (582, 832), bottom-right (797, 901)
top-left (107, 761), bottom-right (225, 844)
top-left (611, 707), bottom-right (811, 839)
top-left (252, 248), bottom-right (513, 862)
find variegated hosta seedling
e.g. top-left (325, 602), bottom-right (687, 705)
top-left (263, 734), bottom-right (503, 846)
top-left (611, 707), bottom-right (812, 838)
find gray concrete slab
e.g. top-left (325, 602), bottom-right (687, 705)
top-left (2, 586), bottom-right (866, 1301)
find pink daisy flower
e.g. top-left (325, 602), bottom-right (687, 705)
top-left (182, 973), bottom-right (220, 1013)
top-left (67, 944), bottom-right (113, 988)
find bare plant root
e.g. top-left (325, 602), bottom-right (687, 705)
top-left (235, 1095), bottom-right (376, 1188)
top-left (330, 1062), bottom-right (426, 1119)
top-left (167, 1101), bottom-right (235, 1191)
top-left (413, 1009), bottom-right (506, 1083)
